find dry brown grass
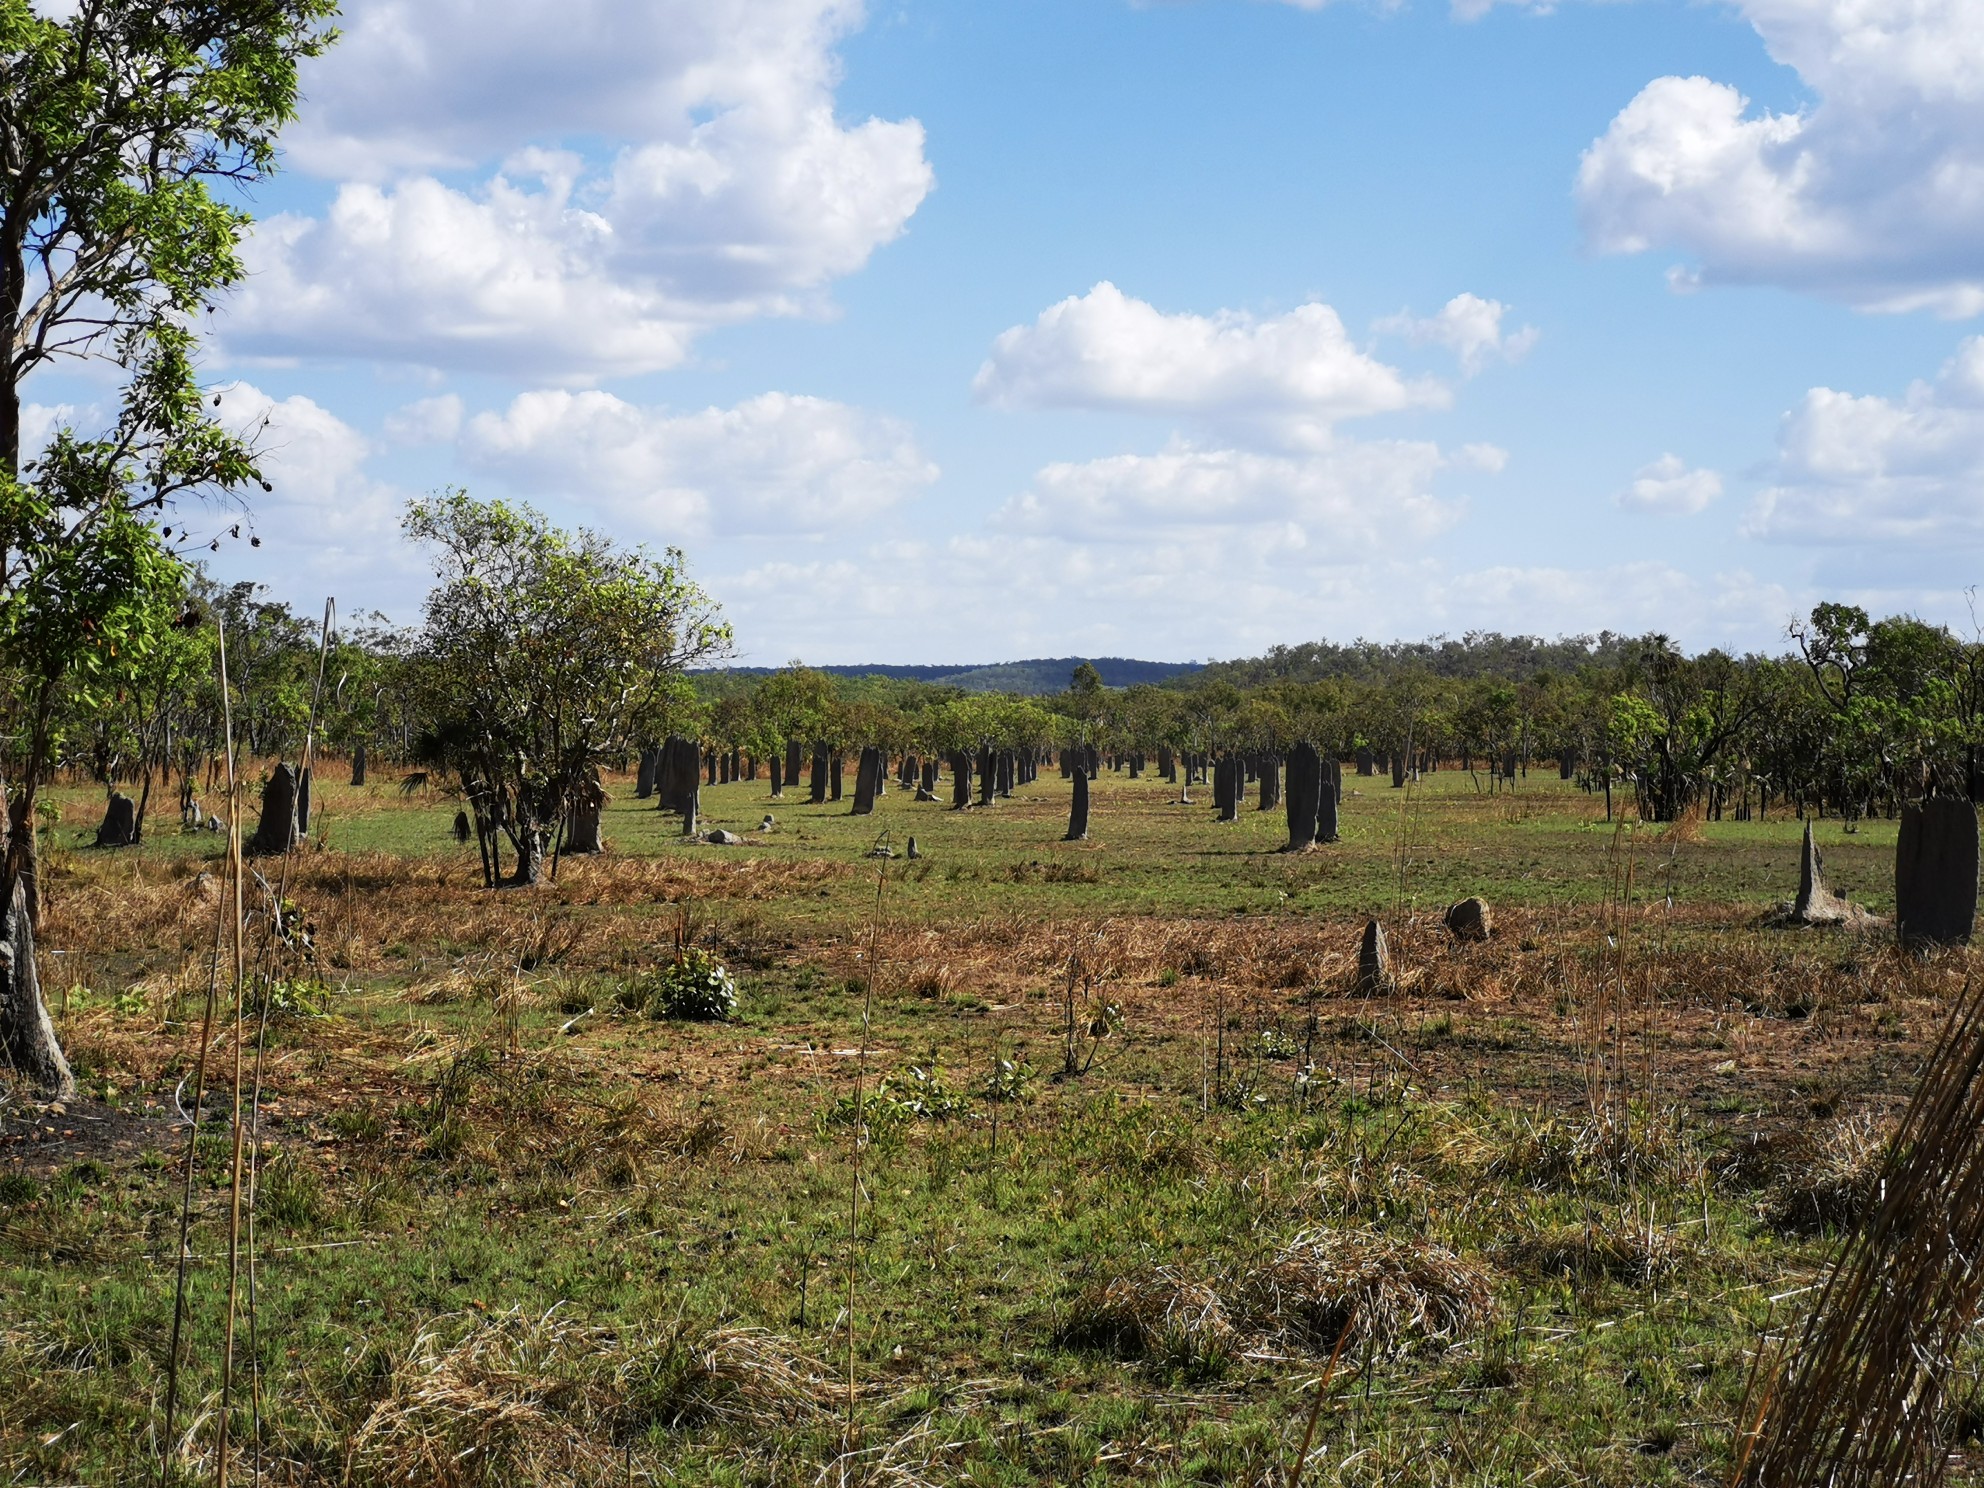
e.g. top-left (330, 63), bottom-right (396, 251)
top-left (1237, 1227), bottom-right (1495, 1357)
top-left (1765, 1111), bottom-right (1894, 1235)
top-left (1487, 1112), bottom-right (1698, 1192)
top-left (627, 1324), bottom-right (831, 1428)
top-left (348, 1307), bottom-right (622, 1487)
top-left (1736, 975), bottom-right (1984, 1487)
top-left (1500, 1219), bottom-right (1687, 1286)
top-left (1059, 1265), bottom-right (1239, 1370)
top-left (347, 1309), bottom-right (830, 1486)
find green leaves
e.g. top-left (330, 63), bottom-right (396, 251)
top-left (403, 492), bottom-right (733, 861)
top-left (0, 462), bottom-right (183, 715)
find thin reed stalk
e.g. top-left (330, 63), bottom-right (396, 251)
top-left (1287, 1311), bottom-right (1357, 1488)
top-left (242, 596), bottom-right (335, 1484)
top-left (158, 615), bottom-right (240, 1488)
top-left (844, 848), bottom-right (888, 1439)
top-left (1734, 975), bottom-right (1984, 1486)
top-left (218, 622), bottom-right (251, 1488)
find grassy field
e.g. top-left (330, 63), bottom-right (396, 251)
top-left (0, 761), bottom-right (1968, 1485)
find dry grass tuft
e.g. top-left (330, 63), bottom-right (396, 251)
top-left (1059, 1265), bottom-right (1238, 1370)
top-left (349, 1308), bottom-right (621, 1487)
top-left (1767, 1111), bottom-right (1893, 1234)
top-left (349, 1309), bottom-right (827, 1486)
top-left (1237, 1227), bottom-right (1494, 1357)
top-left (1302, 1153), bottom-right (1436, 1223)
top-left (563, 1094), bottom-right (727, 1187)
top-left (1501, 1220), bottom-right (1685, 1286)
top-left (1487, 1112), bottom-right (1694, 1191)
top-left (622, 1324), bottom-right (831, 1428)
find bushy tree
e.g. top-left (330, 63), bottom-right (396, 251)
top-left (404, 492), bottom-right (730, 886)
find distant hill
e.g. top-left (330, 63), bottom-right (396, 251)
top-left (703, 656), bottom-right (1201, 695)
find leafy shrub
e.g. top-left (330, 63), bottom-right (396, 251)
top-left (825, 1065), bottom-right (974, 1132)
top-left (635, 949), bottom-right (738, 1022)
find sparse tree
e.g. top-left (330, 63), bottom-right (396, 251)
top-left (0, 0), bottom-right (336, 1095)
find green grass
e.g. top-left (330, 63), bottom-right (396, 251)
top-left (1, 761), bottom-right (1965, 1484)
top-left (40, 761), bottom-right (1903, 925)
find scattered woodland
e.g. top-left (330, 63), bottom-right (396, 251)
top-left (9, 4), bottom-right (1984, 1487)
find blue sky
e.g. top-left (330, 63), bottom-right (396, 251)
top-left (32, 0), bottom-right (1984, 662)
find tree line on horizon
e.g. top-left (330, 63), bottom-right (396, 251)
top-left (18, 509), bottom-right (1982, 858)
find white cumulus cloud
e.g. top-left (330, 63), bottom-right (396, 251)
top-left (1748, 335), bottom-right (1984, 545)
top-left (1376, 293), bottom-right (1539, 374)
top-left (385, 393), bottom-right (464, 446)
top-left (225, 0), bottom-right (932, 378)
top-left (972, 282), bottom-right (1443, 449)
top-left (460, 389), bottom-right (937, 539)
top-left (1579, 1), bottom-right (1984, 313)
top-left (1617, 453), bottom-right (1723, 514)
top-left (995, 438), bottom-right (1463, 552)
top-left (198, 383), bottom-right (422, 611)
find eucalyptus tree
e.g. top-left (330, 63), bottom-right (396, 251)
top-left (0, 0), bottom-right (336, 1095)
top-left (404, 492), bottom-right (730, 886)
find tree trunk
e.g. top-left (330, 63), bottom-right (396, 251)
top-left (0, 781), bottom-right (72, 1099)
top-left (509, 823), bottom-right (547, 887)
top-left (0, 878), bottom-right (72, 1099)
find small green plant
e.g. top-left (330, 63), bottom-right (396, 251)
top-left (1256, 1028), bottom-right (1299, 1060)
top-left (984, 1057), bottom-right (1037, 1105)
top-left (249, 977), bottom-right (331, 1018)
top-left (258, 1151), bottom-right (324, 1228)
top-left (328, 1104), bottom-right (387, 1143)
top-left (635, 948), bottom-right (739, 1022)
top-left (827, 1065), bottom-right (973, 1131)
top-left (0, 1172), bottom-right (41, 1206)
